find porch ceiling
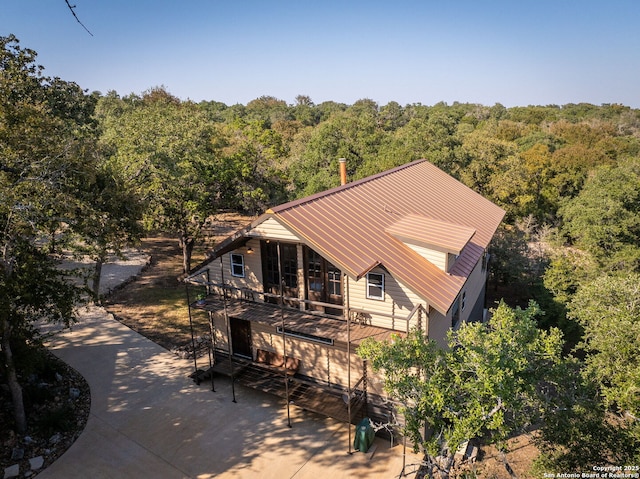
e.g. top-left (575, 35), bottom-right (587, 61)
top-left (194, 297), bottom-right (403, 345)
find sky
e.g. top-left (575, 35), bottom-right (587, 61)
top-left (2, 1), bottom-right (640, 108)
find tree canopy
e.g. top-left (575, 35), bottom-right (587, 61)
top-left (358, 301), bottom-right (564, 476)
top-left (559, 159), bottom-right (640, 272)
top-left (1, 34), bottom-right (97, 434)
top-left (4, 34), bottom-right (640, 471)
top-left (569, 274), bottom-right (640, 419)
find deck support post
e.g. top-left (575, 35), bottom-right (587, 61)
top-left (277, 242), bottom-right (292, 428)
top-left (220, 256), bottom-right (236, 403)
top-left (346, 275), bottom-right (352, 455)
top-left (363, 359), bottom-right (368, 408)
top-left (186, 283), bottom-right (200, 385)
top-left (208, 311), bottom-right (216, 392)
top-left (205, 270), bottom-right (216, 392)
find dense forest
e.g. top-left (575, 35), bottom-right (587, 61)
top-left (2, 35), bottom-right (639, 473)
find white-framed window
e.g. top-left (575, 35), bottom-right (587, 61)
top-left (366, 272), bottom-right (385, 300)
top-left (230, 253), bottom-right (245, 277)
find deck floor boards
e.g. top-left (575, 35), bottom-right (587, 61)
top-left (206, 351), bottom-right (365, 424)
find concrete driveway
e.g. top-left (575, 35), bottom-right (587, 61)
top-left (40, 256), bottom-right (421, 478)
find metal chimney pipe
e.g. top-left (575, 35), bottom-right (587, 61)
top-left (339, 158), bottom-right (347, 185)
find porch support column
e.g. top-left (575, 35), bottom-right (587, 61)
top-left (220, 256), bottom-right (236, 403)
top-left (208, 310), bottom-right (216, 392)
top-left (277, 242), bottom-right (292, 428)
top-left (206, 269), bottom-right (216, 392)
top-left (346, 274), bottom-right (352, 455)
top-left (186, 282), bottom-right (200, 385)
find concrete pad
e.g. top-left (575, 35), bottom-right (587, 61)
top-left (41, 307), bottom-right (421, 478)
top-left (39, 254), bottom-right (422, 478)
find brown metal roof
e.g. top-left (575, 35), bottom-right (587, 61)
top-left (206, 160), bottom-right (505, 315)
top-left (385, 214), bottom-right (476, 255)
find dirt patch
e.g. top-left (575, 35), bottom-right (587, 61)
top-left (455, 434), bottom-right (539, 479)
top-left (104, 213), bottom-right (254, 351)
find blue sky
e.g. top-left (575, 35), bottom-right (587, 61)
top-left (3, 1), bottom-right (640, 107)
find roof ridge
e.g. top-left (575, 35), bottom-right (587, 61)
top-left (270, 159), bottom-right (428, 213)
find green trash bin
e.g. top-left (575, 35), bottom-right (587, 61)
top-left (353, 417), bottom-right (374, 452)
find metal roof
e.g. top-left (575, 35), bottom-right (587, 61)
top-left (206, 160), bottom-right (505, 315)
top-left (385, 214), bottom-right (476, 255)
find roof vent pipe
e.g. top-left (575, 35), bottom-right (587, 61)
top-left (339, 158), bottom-right (347, 185)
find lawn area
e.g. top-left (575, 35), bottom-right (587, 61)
top-left (104, 214), bottom-right (252, 351)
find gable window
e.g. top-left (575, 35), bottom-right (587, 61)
top-left (461, 291), bottom-right (466, 311)
top-left (366, 272), bottom-right (385, 300)
top-left (230, 253), bottom-right (245, 277)
top-left (451, 297), bottom-right (460, 329)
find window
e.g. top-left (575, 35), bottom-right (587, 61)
top-left (277, 326), bottom-right (334, 345)
top-left (481, 251), bottom-right (488, 272)
top-left (306, 248), bottom-right (323, 293)
top-left (461, 291), bottom-right (466, 311)
top-left (366, 272), bottom-right (385, 300)
top-left (230, 253), bottom-right (245, 277)
top-left (451, 297), bottom-right (460, 329)
top-left (328, 269), bottom-right (341, 296)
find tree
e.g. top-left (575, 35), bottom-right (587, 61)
top-left (459, 127), bottom-right (519, 216)
top-left (376, 112), bottom-right (463, 179)
top-left (534, 361), bottom-right (639, 471)
top-left (1, 35), bottom-right (94, 434)
top-left (559, 159), bottom-right (640, 272)
top-left (74, 162), bottom-right (143, 300)
top-left (98, 88), bottom-right (224, 273)
top-left (245, 95), bottom-right (291, 125)
top-left (569, 274), bottom-right (640, 419)
top-left (214, 119), bottom-right (288, 213)
top-left (1, 241), bottom-right (84, 434)
top-left (288, 101), bottom-right (387, 196)
top-left (358, 301), bottom-right (564, 477)
top-left (487, 223), bottom-right (532, 291)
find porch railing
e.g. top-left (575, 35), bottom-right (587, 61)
top-left (186, 275), bottom-right (426, 334)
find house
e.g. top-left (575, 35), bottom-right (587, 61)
top-left (184, 159), bottom-right (505, 439)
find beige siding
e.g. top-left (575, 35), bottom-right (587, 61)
top-left (296, 244), bottom-right (306, 306)
top-left (201, 239), bottom-right (263, 297)
top-left (405, 243), bottom-right (447, 271)
top-left (446, 253), bottom-right (458, 272)
top-left (209, 312), bottom-right (230, 351)
top-left (250, 322), bottom-right (365, 389)
top-left (427, 257), bottom-right (486, 347)
top-left (459, 258), bottom-right (486, 324)
top-left (211, 312), bottom-right (391, 396)
top-left (348, 267), bottom-right (428, 332)
top-left (428, 307), bottom-right (450, 348)
top-left (250, 216), bottom-right (301, 241)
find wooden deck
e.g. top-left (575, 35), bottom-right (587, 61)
top-left (194, 295), bottom-right (402, 345)
top-left (203, 351), bottom-right (366, 424)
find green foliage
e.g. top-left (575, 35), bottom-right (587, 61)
top-left (559, 159), bottom-right (640, 272)
top-left (569, 273), bottom-right (640, 418)
top-left (1, 34), bottom-right (97, 434)
top-left (487, 224), bottom-right (532, 288)
top-left (359, 301), bottom-right (563, 468)
top-left (97, 89), bottom-right (224, 272)
top-left (534, 362), bottom-right (640, 470)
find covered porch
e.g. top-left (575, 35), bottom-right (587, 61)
top-left (184, 276), bottom-right (425, 452)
